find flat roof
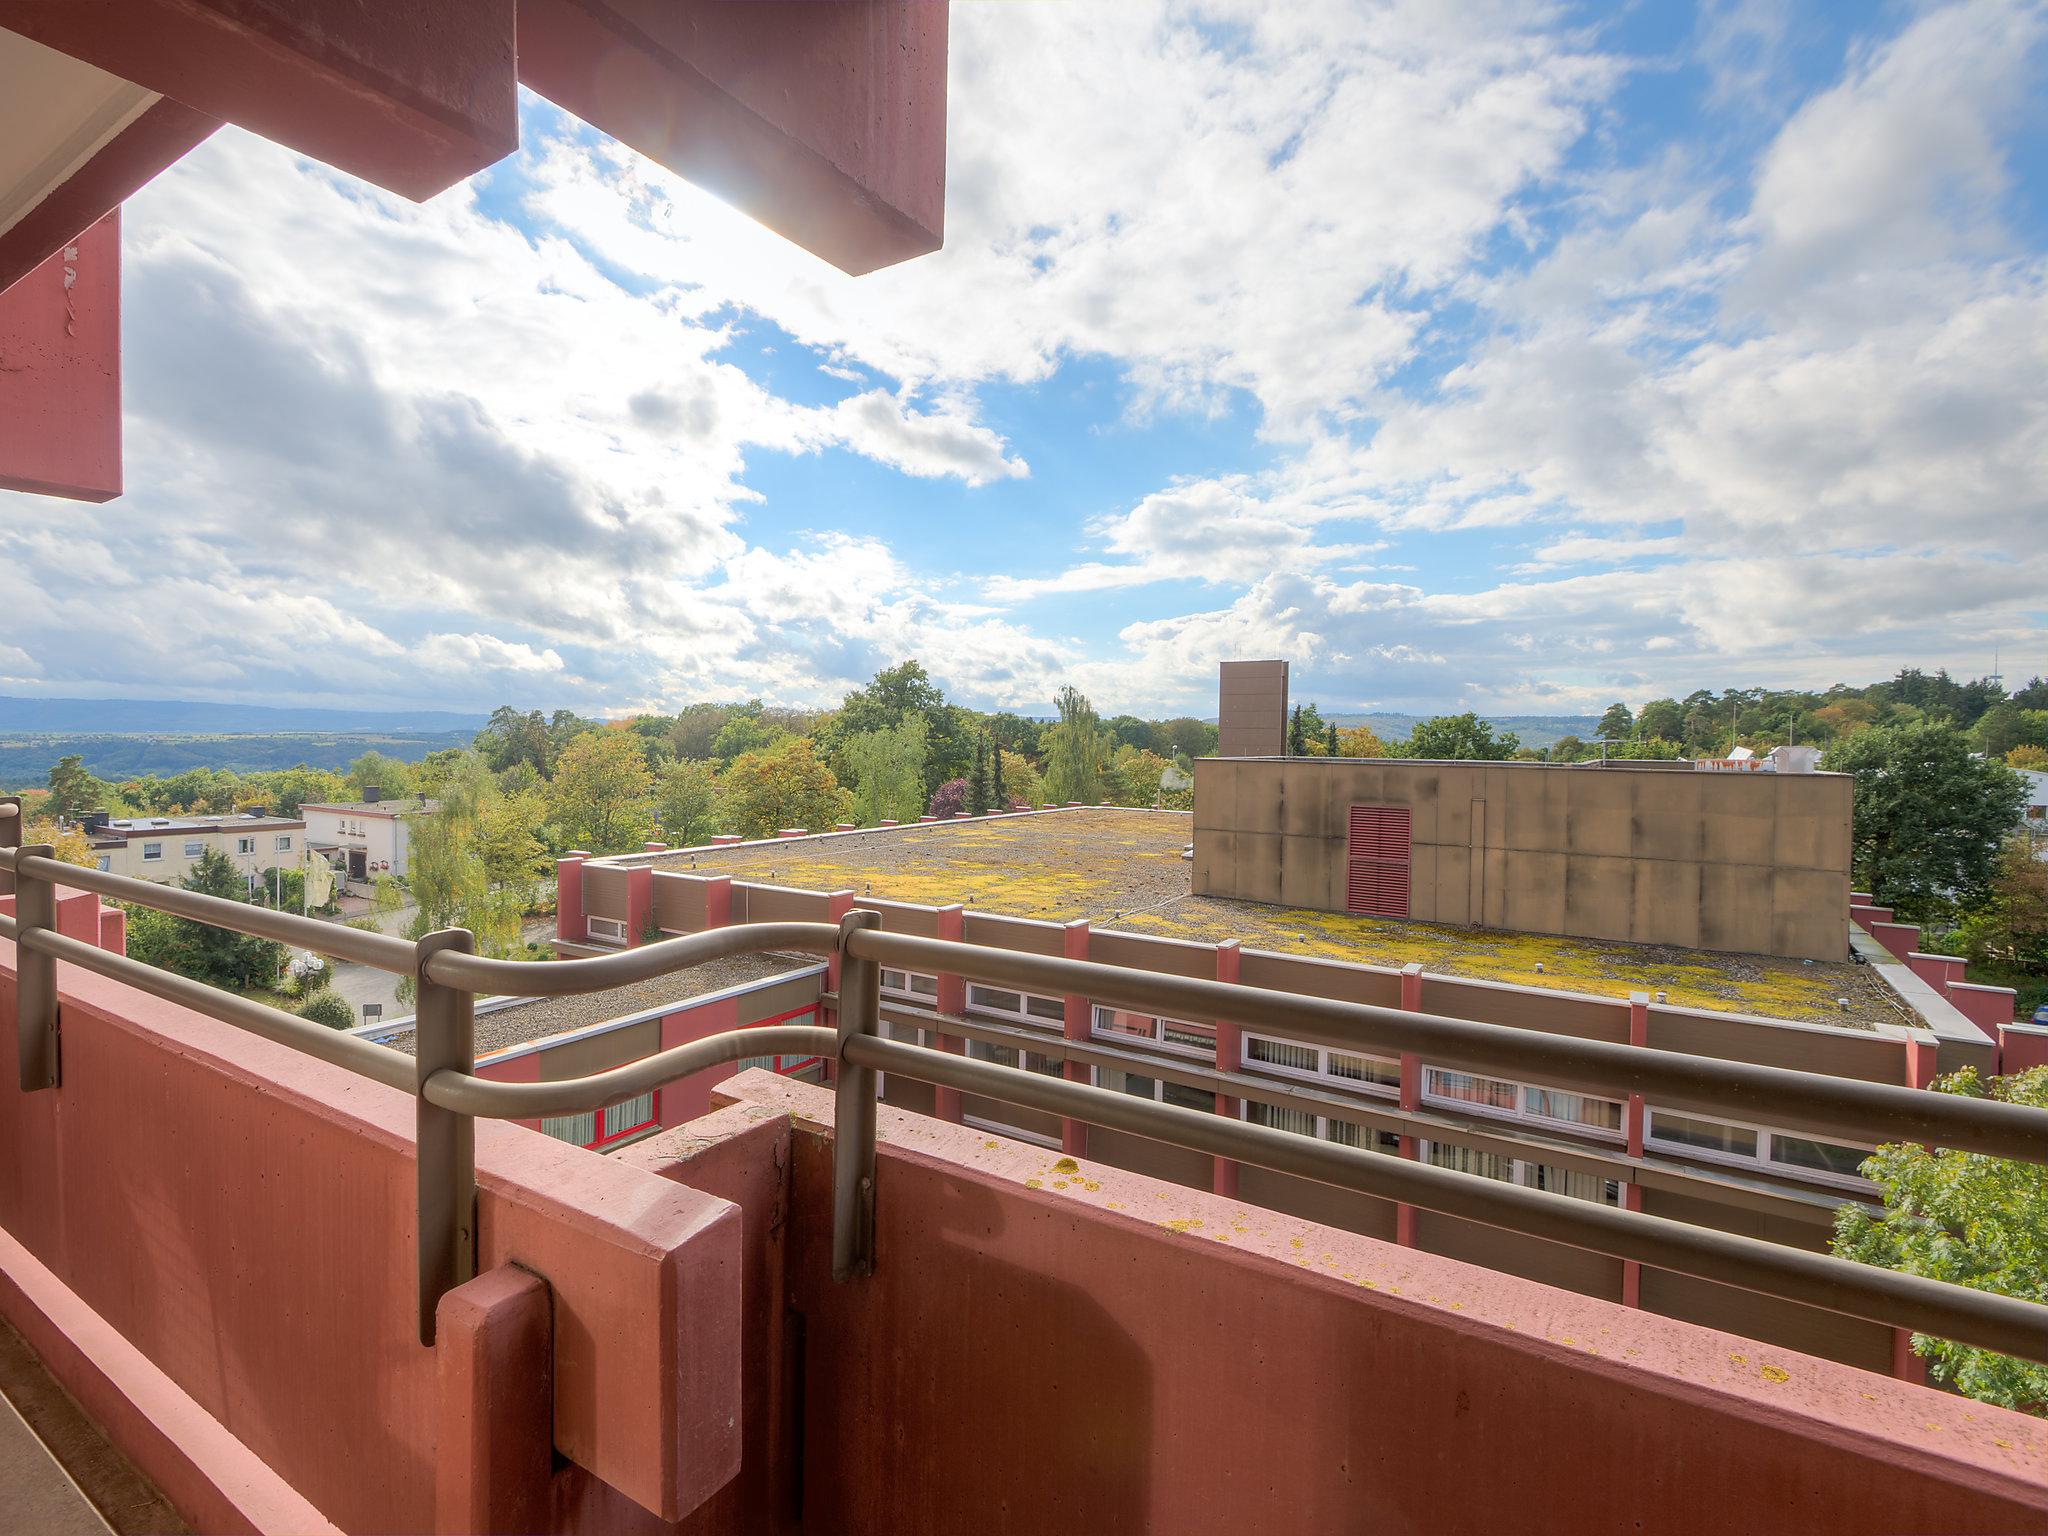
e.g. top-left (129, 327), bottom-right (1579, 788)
top-left (631, 809), bottom-right (1896, 1026)
top-left (91, 813), bottom-right (305, 841)
top-left (301, 800), bottom-right (438, 815)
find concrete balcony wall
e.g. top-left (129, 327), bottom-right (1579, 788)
top-left (633, 1072), bottom-right (2046, 1536)
top-left (0, 941), bottom-right (745, 1532)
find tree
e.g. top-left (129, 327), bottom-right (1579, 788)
top-left (22, 818), bottom-right (94, 866)
top-left (475, 706), bottom-right (554, 776)
top-left (987, 712), bottom-right (1045, 758)
top-left (1111, 748), bottom-right (1172, 807)
top-left (345, 752), bottom-right (416, 800)
top-left (46, 755), bottom-right (108, 820)
top-left (711, 708), bottom-right (786, 765)
top-left (668, 703), bottom-right (731, 761)
top-left (1287, 705), bottom-right (1306, 757)
top-left (926, 777), bottom-right (968, 818)
top-left (1162, 716), bottom-right (1219, 759)
top-left (825, 660), bottom-right (970, 794)
top-left (998, 749), bottom-right (1041, 809)
top-left (1399, 713), bottom-right (1519, 760)
top-left (247, 766), bottom-right (347, 816)
top-left (719, 738), bottom-right (852, 839)
top-left (991, 734), bottom-right (1007, 809)
top-left (548, 731), bottom-right (654, 853)
top-left (477, 787), bottom-right (548, 888)
top-left (295, 990), bottom-right (357, 1030)
top-left (1042, 686), bottom-right (1105, 803)
top-left (655, 760), bottom-right (721, 845)
top-left (1951, 836), bottom-right (2048, 975)
top-left (1323, 722), bottom-right (1339, 757)
top-left (1596, 703), bottom-right (1633, 739)
top-left (124, 848), bottom-right (288, 991)
top-left (1974, 704), bottom-right (2048, 761)
top-left (1833, 1067), bottom-right (2048, 1414)
top-left (2008, 744), bottom-right (2048, 772)
top-left (844, 718), bottom-right (929, 825)
top-left (1633, 698), bottom-right (1685, 742)
top-left (1827, 723), bottom-right (2027, 921)
top-left (1549, 735), bottom-right (1588, 763)
top-left (967, 733), bottom-right (993, 816)
top-left (1334, 724), bottom-right (1386, 759)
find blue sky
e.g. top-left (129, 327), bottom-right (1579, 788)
top-left (3, 0), bottom-right (2045, 720)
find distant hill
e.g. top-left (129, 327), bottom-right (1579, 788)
top-left (0, 730), bottom-right (474, 788)
top-left (0, 696), bottom-right (488, 733)
top-left (1320, 713), bottom-right (1600, 751)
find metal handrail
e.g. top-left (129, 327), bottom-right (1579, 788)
top-left (5, 821), bottom-right (2048, 1369)
top-left (849, 929), bottom-right (2048, 1165)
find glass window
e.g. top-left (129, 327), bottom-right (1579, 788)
top-left (237, 837), bottom-right (254, 854)
top-left (142, 842), bottom-right (162, 860)
top-left (1427, 1141), bottom-right (1514, 1182)
top-left (1424, 1070), bottom-right (1520, 1113)
top-left (968, 984), bottom-right (1065, 1027)
top-left (1099, 1066), bottom-right (1156, 1099)
top-left (1092, 1006), bottom-right (1215, 1057)
top-left (1161, 1080), bottom-right (1217, 1113)
top-left (1648, 1113), bottom-right (1758, 1158)
top-left (96, 856), bottom-right (111, 872)
top-left (1248, 1100), bottom-right (1317, 1137)
top-left (183, 840), bottom-right (205, 857)
top-left (601, 1093), bottom-right (656, 1141)
top-left (275, 835), bottom-right (293, 851)
top-left (1771, 1136), bottom-right (1870, 1180)
top-left (1247, 1036), bottom-right (1318, 1073)
top-left (541, 1110), bottom-right (597, 1147)
top-left (880, 968), bottom-right (938, 1000)
top-left (1327, 1050), bottom-right (1402, 1090)
top-left (1526, 1087), bottom-right (1625, 1133)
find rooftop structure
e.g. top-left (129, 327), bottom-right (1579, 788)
top-left (84, 810), bottom-right (306, 884)
top-left (627, 808), bottom-right (1885, 1021)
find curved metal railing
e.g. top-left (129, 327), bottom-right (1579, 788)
top-left (3, 797), bottom-right (2046, 1372)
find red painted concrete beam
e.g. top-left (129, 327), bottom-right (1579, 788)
top-left (0, 211), bottom-right (120, 501)
top-left (0, 0), bottom-right (518, 201)
top-left (516, 0), bottom-right (948, 274)
top-left (0, 97), bottom-right (216, 299)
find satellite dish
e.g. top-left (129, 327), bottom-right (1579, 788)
top-left (1160, 764), bottom-right (1193, 793)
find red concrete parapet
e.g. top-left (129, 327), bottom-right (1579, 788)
top-left (1948, 981), bottom-right (2018, 1043)
top-left (554, 852), bottom-right (587, 944)
top-left (1869, 920), bottom-right (1920, 961)
top-left (434, 1265), bottom-right (552, 1536)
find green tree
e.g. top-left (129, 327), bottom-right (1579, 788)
top-left (1043, 686), bottom-right (1105, 804)
top-left (824, 660), bottom-right (970, 794)
top-left (1111, 747), bottom-right (1172, 807)
top-left (1833, 1067), bottom-right (2048, 1414)
top-left (1549, 734), bottom-right (1589, 762)
top-left (474, 706), bottom-right (554, 776)
top-left (844, 717), bottom-right (929, 825)
top-left (711, 707), bottom-right (787, 765)
top-left (1974, 704), bottom-right (2048, 761)
top-left (655, 760), bottom-right (721, 845)
top-left (548, 731), bottom-right (654, 853)
top-left (1950, 835), bottom-right (2048, 975)
top-left (991, 734), bottom-right (1007, 809)
top-left (1399, 713), bottom-right (1519, 760)
top-left (247, 765), bottom-right (347, 816)
top-left (1633, 698), bottom-right (1685, 741)
top-left (1287, 705), bottom-right (1306, 757)
top-left (987, 712), bottom-right (1045, 758)
top-left (124, 848), bottom-right (288, 991)
top-left (967, 733), bottom-right (993, 816)
top-left (345, 751), bottom-right (416, 800)
top-left (1827, 723), bottom-right (2027, 921)
top-left (719, 738), bottom-right (852, 839)
top-left (1596, 702), bottom-right (1633, 739)
top-left (668, 703), bottom-right (731, 761)
top-left (997, 749), bottom-right (1041, 809)
top-left (46, 755), bottom-right (109, 819)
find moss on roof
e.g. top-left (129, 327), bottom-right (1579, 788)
top-left (637, 809), bottom-right (1897, 1026)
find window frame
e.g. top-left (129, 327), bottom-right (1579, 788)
top-left (1421, 1065), bottom-right (1625, 1142)
top-left (966, 982), bottom-right (1066, 1030)
top-left (1242, 1097), bottom-right (1403, 1156)
top-left (141, 842), bottom-right (163, 861)
top-left (1644, 1107), bottom-right (1874, 1191)
top-left (541, 1089), bottom-right (660, 1150)
top-left (880, 967), bottom-right (939, 1003)
top-left (585, 915), bottom-right (628, 946)
top-left (1090, 1004), bottom-right (1216, 1061)
top-left (236, 836), bottom-right (255, 855)
top-left (1241, 1032), bottom-right (1400, 1098)
top-left (275, 834), bottom-right (293, 851)
top-left (1418, 1138), bottom-right (1624, 1207)
top-left (1090, 1062), bottom-right (1217, 1114)
top-left (182, 839), bottom-right (205, 858)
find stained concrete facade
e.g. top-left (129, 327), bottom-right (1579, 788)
top-left (1193, 758), bottom-right (1854, 962)
top-left (1217, 659), bottom-right (1289, 758)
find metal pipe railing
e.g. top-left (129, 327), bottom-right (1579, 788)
top-left (6, 843), bottom-right (2048, 1372)
top-left (848, 929), bottom-right (2048, 1165)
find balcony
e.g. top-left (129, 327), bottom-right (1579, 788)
top-left (0, 824), bottom-right (2044, 1532)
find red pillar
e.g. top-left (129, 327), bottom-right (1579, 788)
top-left (554, 853), bottom-right (587, 944)
top-left (0, 213), bottom-right (122, 501)
top-left (1060, 920), bottom-right (1091, 1158)
top-left (703, 875), bottom-right (733, 929)
top-left (1622, 991), bottom-right (1650, 1308)
top-left (1395, 963), bottom-right (1422, 1247)
top-left (931, 904), bottom-right (966, 1124)
top-left (1212, 940), bottom-right (1243, 1198)
top-left (434, 1265), bottom-right (552, 1536)
top-left (644, 840), bottom-right (668, 852)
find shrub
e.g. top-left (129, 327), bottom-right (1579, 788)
top-left (294, 989), bottom-right (357, 1030)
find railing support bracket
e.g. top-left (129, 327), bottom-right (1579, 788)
top-left (831, 908), bottom-right (882, 1282)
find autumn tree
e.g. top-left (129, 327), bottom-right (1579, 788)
top-left (1334, 724), bottom-right (1387, 758)
top-left (655, 760), bottom-right (721, 845)
top-left (548, 730), bottom-right (654, 853)
top-left (719, 738), bottom-right (852, 839)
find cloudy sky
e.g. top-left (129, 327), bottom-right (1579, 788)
top-left (4, 0), bottom-right (2045, 721)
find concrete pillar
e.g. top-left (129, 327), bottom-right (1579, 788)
top-left (1892, 1327), bottom-right (1928, 1387)
top-left (1211, 940), bottom-right (1243, 1198)
top-left (1622, 992), bottom-right (1650, 1307)
top-left (555, 853), bottom-right (587, 944)
top-left (834, 822), bottom-right (857, 832)
top-left (1395, 963), bottom-right (1423, 1248)
top-left (644, 840), bottom-right (668, 852)
top-left (1060, 920), bottom-right (1091, 1158)
top-left (624, 864), bottom-right (653, 945)
top-left (0, 213), bottom-right (123, 501)
top-left (778, 827), bottom-right (807, 839)
top-left (711, 834), bottom-right (743, 845)
top-left (932, 904), bottom-right (967, 1124)
top-left (1870, 921), bottom-right (1920, 961)
top-left (99, 904), bottom-right (126, 955)
top-left (434, 1265), bottom-right (552, 1536)
top-left (703, 875), bottom-right (733, 929)
top-left (877, 819), bottom-right (899, 828)
top-left (919, 815), bottom-right (938, 823)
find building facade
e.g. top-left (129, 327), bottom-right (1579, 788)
top-left (1193, 756), bottom-right (1855, 962)
top-left (301, 797), bottom-right (434, 887)
top-left (85, 812), bottom-right (304, 886)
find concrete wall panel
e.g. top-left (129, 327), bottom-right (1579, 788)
top-left (1562, 854), bottom-right (1637, 944)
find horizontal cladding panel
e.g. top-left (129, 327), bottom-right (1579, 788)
top-left (735, 884), bottom-right (833, 924)
top-left (651, 872), bottom-right (709, 931)
top-left (1086, 929), bottom-right (1217, 979)
top-left (1236, 950), bottom-right (1402, 1009)
top-left (1412, 1210), bottom-right (1624, 1300)
top-left (1645, 1007), bottom-right (1901, 1080)
top-left (1234, 1164), bottom-right (1398, 1241)
top-left (581, 863), bottom-right (628, 917)
top-left (735, 974), bottom-right (826, 1024)
top-left (1417, 975), bottom-right (1630, 1042)
top-left (962, 911), bottom-right (1066, 956)
top-left (537, 1017), bottom-right (661, 1080)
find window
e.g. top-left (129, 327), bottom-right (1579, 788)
top-left (237, 837), bottom-right (254, 855)
top-left (142, 842), bottom-right (162, 861)
top-left (1422, 1140), bottom-right (1622, 1206)
top-left (1246, 1098), bottom-right (1402, 1155)
top-left (967, 983), bottom-right (1065, 1028)
top-left (96, 856), bottom-right (110, 872)
top-left (1245, 1034), bottom-right (1400, 1095)
top-left (1645, 1109), bottom-right (1872, 1190)
top-left (1094, 1065), bottom-right (1215, 1113)
top-left (880, 968), bottom-right (938, 1001)
top-left (586, 915), bottom-right (628, 946)
top-left (733, 1008), bottom-right (827, 1083)
top-left (540, 1091), bottom-right (659, 1150)
top-left (1091, 1005), bottom-right (1215, 1059)
top-left (183, 840), bottom-right (205, 857)
top-left (275, 835), bottom-right (293, 851)
top-left (1422, 1067), bottom-right (1624, 1139)
top-left (966, 1037), bottom-right (1063, 1079)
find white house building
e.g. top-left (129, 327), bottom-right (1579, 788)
top-left (301, 794), bottom-right (437, 889)
top-left (86, 811), bottom-right (305, 886)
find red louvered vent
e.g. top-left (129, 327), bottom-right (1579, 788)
top-left (1346, 804), bottom-right (1411, 918)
